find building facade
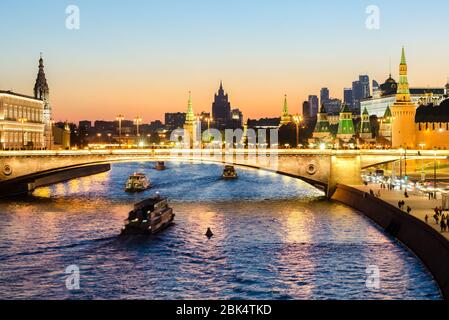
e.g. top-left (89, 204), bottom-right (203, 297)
top-left (0, 91), bottom-right (45, 150)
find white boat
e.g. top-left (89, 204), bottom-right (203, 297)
top-left (125, 173), bottom-right (151, 192)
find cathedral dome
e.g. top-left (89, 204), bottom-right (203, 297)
top-left (380, 75), bottom-right (397, 96)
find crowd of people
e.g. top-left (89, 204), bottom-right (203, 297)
top-left (425, 207), bottom-right (449, 232)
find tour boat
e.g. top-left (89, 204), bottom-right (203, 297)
top-left (121, 195), bottom-right (175, 236)
top-left (222, 165), bottom-right (238, 180)
top-left (155, 161), bottom-right (167, 171)
top-left (125, 173), bottom-right (151, 192)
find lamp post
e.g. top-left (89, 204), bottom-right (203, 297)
top-left (116, 114), bottom-right (124, 148)
top-left (434, 150), bottom-right (438, 199)
top-left (18, 118), bottom-right (27, 150)
top-left (399, 148), bottom-right (404, 190)
top-left (134, 116), bottom-right (142, 137)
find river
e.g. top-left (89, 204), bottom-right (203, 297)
top-left (0, 162), bottom-right (441, 300)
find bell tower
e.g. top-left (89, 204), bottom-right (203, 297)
top-left (391, 47), bottom-right (416, 149)
top-left (34, 53), bottom-right (53, 149)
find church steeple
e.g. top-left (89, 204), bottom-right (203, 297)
top-left (34, 53), bottom-right (50, 101)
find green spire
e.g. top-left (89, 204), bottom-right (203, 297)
top-left (401, 46), bottom-right (407, 65)
top-left (362, 107), bottom-right (369, 115)
top-left (383, 106), bottom-right (392, 123)
top-left (397, 47), bottom-right (411, 100)
top-left (185, 91), bottom-right (195, 123)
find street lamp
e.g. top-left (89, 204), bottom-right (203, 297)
top-left (134, 116), bottom-right (143, 137)
top-left (434, 150), bottom-right (438, 199)
top-left (97, 133), bottom-right (102, 144)
top-left (18, 118), bottom-right (27, 150)
top-left (116, 114), bottom-right (124, 148)
top-left (293, 115), bottom-right (303, 149)
top-left (399, 148), bottom-right (405, 190)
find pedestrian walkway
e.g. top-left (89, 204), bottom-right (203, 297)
top-left (353, 184), bottom-right (449, 241)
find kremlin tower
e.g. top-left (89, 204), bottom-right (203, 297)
top-left (391, 47), bottom-right (416, 149)
top-left (280, 95), bottom-right (292, 126)
top-left (183, 92), bottom-right (197, 148)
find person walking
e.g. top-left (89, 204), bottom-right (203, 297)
top-left (407, 206), bottom-right (412, 214)
top-left (425, 214), bottom-right (429, 224)
top-left (441, 219), bottom-right (447, 233)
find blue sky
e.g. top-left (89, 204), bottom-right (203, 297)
top-left (0, 0), bottom-right (448, 121)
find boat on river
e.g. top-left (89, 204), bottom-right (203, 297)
top-left (120, 195), bottom-right (175, 236)
top-left (125, 173), bottom-right (151, 192)
top-left (155, 161), bottom-right (167, 171)
top-left (222, 165), bottom-right (238, 180)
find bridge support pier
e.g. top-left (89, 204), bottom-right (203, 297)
top-left (327, 155), bottom-right (363, 198)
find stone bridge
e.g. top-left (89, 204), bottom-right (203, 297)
top-left (0, 149), bottom-right (444, 198)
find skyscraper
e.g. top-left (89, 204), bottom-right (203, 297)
top-left (212, 81), bottom-right (232, 129)
top-left (308, 95), bottom-right (319, 118)
top-left (302, 101), bottom-right (310, 118)
top-left (320, 88), bottom-right (330, 106)
top-left (359, 75), bottom-right (370, 99)
top-left (343, 88), bottom-right (354, 110)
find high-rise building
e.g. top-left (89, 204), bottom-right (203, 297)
top-left (212, 81), bottom-right (232, 129)
top-left (308, 95), bottom-right (319, 118)
top-left (359, 75), bottom-right (370, 99)
top-left (391, 47), bottom-right (416, 149)
top-left (320, 88), bottom-right (330, 106)
top-left (302, 101), bottom-right (310, 118)
top-left (343, 88), bottom-right (354, 110)
top-left (33, 54), bottom-right (52, 149)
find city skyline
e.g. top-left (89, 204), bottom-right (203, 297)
top-left (1, 0), bottom-right (449, 123)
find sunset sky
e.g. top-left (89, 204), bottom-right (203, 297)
top-left (1, 0), bottom-right (448, 123)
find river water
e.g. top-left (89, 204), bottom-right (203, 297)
top-left (0, 162), bottom-right (441, 300)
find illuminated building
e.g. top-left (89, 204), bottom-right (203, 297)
top-left (0, 91), bottom-right (45, 150)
